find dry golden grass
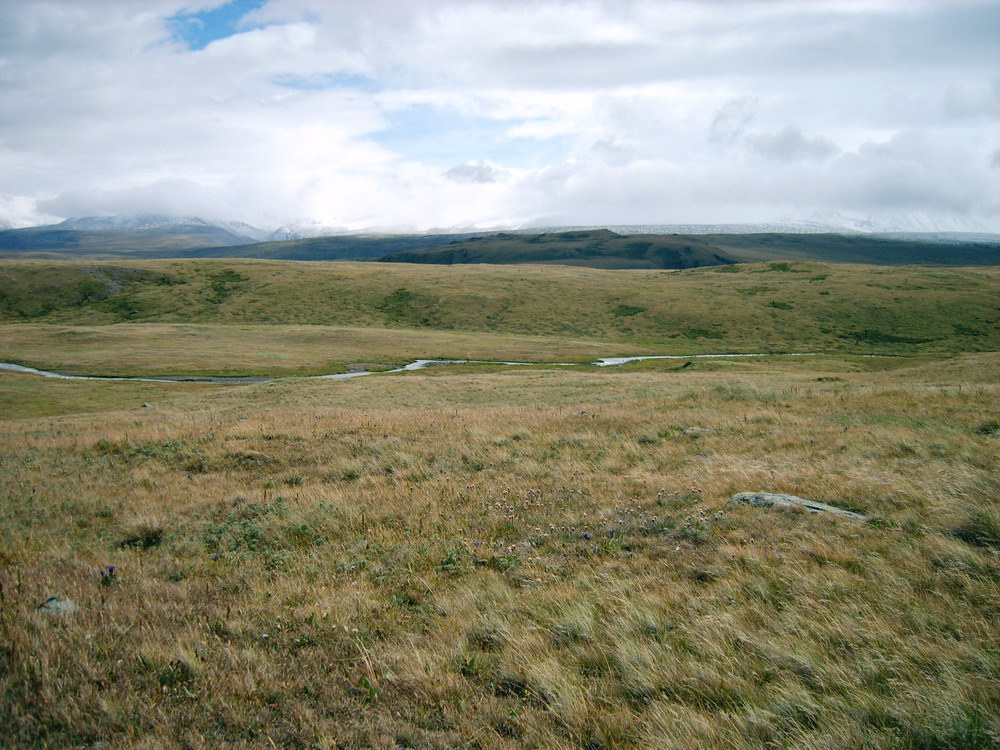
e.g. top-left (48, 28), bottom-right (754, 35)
top-left (0, 323), bottom-right (634, 378)
top-left (2, 354), bottom-right (998, 748)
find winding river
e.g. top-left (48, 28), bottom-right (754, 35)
top-left (0, 353), bottom-right (817, 384)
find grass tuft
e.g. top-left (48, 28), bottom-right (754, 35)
top-left (952, 509), bottom-right (1000, 549)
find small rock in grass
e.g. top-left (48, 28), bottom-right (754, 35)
top-left (728, 492), bottom-right (866, 520)
top-left (38, 596), bottom-right (78, 614)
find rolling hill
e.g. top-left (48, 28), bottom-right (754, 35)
top-left (1, 259), bottom-right (997, 362)
top-left (166, 233), bottom-right (484, 261)
top-left (379, 229), bottom-right (739, 269)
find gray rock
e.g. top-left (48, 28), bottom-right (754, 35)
top-left (682, 427), bottom-right (715, 438)
top-left (728, 492), bottom-right (867, 520)
top-left (38, 596), bottom-right (78, 614)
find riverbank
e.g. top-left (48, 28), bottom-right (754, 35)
top-left (1, 353), bottom-right (826, 384)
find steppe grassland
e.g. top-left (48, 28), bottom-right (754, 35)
top-left (2, 352), bottom-right (999, 749)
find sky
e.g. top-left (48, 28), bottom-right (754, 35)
top-left (0, 0), bottom-right (998, 232)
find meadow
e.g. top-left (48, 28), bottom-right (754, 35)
top-left (1, 259), bottom-right (998, 749)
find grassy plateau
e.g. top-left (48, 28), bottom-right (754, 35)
top-left (1, 257), bottom-right (998, 749)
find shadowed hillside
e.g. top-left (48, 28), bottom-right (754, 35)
top-left (381, 231), bottom-right (1000, 268)
top-left (170, 234), bottom-right (482, 261)
top-left (704, 233), bottom-right (1000, 265)
top-left (380, 229), bottom-right (738, 269)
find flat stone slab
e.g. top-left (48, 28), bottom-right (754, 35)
top-left (38, 596), bottom-right (78, 614)
top-left (728, 492), bottom-right (867, 520)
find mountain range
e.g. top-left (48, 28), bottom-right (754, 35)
top-left (1, 214), bottom-right (998, 267)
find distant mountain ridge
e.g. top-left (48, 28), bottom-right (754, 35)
top-left (379, 229), bottom-right (739, 269)
top-left (0, 215), bottom-right (259, 257)
top-left (1, 214), bottom-right (999, 266)
top-left (54, 214), bottom-right (217, 232)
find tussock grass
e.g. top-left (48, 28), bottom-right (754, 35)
top-left (1, 354), bottom-right (998, 748)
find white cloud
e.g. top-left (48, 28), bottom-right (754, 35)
top-left (747, 127), bottom-right (840, 162)
top-left (444, 162), bottom-right (506, 184)
top-left (0, 0), bottom-right (998, 231)
top-left (709, 97), bottom-right (758, 146)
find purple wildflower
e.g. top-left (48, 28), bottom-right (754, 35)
top-left (99, 565), bottom-right (117, 587)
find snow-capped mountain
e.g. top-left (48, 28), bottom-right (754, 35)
top-left (15, 213), bottom-right (999, 246)
top-left (52, 215), bottom-right (359, 242)
top-left (517, 222), bottom-right (834, 235)
top-left (785, 210), bottom-right (993, 235)
top-left (212, 220), bottom-right (273, 242)
top-left (265, 222), bottom-right (354, 241)
top-left (55, 214), bottom-right (213, 232)
top-left (49, 214), bottom-right (269, 243)
top-left (265, 226), bottom-right (307, 241)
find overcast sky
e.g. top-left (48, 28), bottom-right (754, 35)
top-left (1, 0), bottom-right (998, 231)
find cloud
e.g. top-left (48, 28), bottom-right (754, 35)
top-left (0, 194), bottom-right (58, 229)
top-left (709, 98), bottom-right (757, 145)
top-left (38, 180), bottom-right (228, 221)
top-left (0, 0), bottom-right (998, 231)
top-left (444, 162), bottom-right (505, 184)
top-left (747, 127), bottom-right (840, 162)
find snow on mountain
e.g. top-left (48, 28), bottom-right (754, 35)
top-left (211, 220), bottom-right (272, 242)
top-left (56, 214), bottom-right (211, 232)
top-left (266, 222), bottom-right (354, 241)
top-left (265, 226), bottom-right (306, 241)
top-left (23, 213), bottom-right (999, 244)
top-left (787, 210), bottom-right (993, 235)
top-left (50, 214), bottom-right (268, 242)
top-left (517, 222), bottom-right (834, 235)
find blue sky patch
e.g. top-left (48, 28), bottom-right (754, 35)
top-left (373, 105), bottom-right (570, 169)
top-left (272, 73), bottom-right (383, 94)
top-left (169, 0), bottom-right (268, 51)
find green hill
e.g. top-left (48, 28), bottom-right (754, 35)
top-left (1, 259), bottom-right (998, 360)
top-left (380, 229), bottom-right (738, 269)
top-left (703, 232), bottom-right (1000, 265)
top-left (382, 230), bottom-right (1000, 268)
top-left (167, 233), bottom-right (482, 261)
top-left (2, 224), bottom-right (999, 266)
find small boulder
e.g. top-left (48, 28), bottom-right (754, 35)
top-left (38, 596), bottom-right (78, 614)
top-left (728, 492), bottom-right (866, 520)
top-left (682, 427), bottom-right (715, 438)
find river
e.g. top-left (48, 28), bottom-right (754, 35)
top-left (0, 353), bottom-right (818, 385)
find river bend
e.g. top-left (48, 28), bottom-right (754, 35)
top-left (0, 353), bottom-right (820, 385)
